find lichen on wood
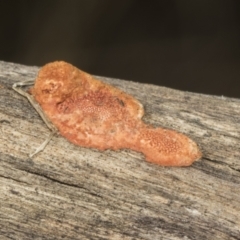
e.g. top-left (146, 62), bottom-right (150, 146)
top-left (0, 61), bottom-right (240, 240)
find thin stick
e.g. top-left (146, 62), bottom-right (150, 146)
top-left (12, 80), bottom-right (57, 157)
top-left (29, 131), bottom-right (56, 158)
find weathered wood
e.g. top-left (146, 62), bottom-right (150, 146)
top-left (0, 60), bottom-right (239, 240)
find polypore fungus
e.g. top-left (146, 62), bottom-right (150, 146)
top-left (21, 61), bottom-right (202, 166)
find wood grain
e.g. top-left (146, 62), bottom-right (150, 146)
top-left (0, 61), bottom-right (240, 240)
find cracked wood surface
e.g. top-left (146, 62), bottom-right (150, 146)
top-left (0, 61), bottom-right (240, 240)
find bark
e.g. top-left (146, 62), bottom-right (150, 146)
top-left (0, 61), bottom-right (240, 240)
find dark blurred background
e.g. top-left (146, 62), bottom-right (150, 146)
top-left (1, 0), bottom-right (240, 98)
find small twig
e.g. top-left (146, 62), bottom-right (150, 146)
top-left (12, 80), bottom-right (57, 157)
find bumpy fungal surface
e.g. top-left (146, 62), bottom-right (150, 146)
top-left (29, 61), bottom-right (202, 166)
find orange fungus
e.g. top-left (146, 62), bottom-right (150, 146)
top-left (29, 61), bottom-right (202, 166)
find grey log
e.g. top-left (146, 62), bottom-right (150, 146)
top-left (0, 61), bottom-right (240, 240)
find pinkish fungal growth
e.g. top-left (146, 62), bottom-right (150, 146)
top-left (29, 61), bottom-right (201, 166)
